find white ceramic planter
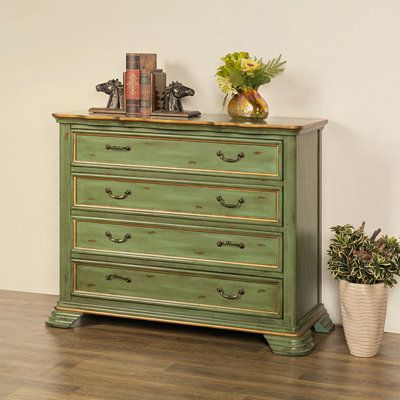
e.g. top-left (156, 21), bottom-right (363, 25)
top-left (339, 280), bottom-right (388, 357)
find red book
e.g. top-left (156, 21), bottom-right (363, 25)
top-left (125, 54), bottom-right (140, 116)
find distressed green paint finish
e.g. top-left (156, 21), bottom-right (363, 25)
top-left (73, 218), bottom-right (282, 270)
top-left (281, 135), bottom-right (297, 329)
top-left (74, 131), bottom-right (282, 179)
top-left (56, 289), bottom-right (328, 334)
top-left (74, 174), bottom-right (282, 225)
top-left (314, 311), bottom-right (335, 333)
top-left (76, 219), bottom-right (281, 269)
top-left (74, 261), bottom-right (282, 317)
top-left (264, 329), bottom-right (315, 356)
top-left (48, 112), bottom-right (331, 356)
top-left (296, 130), bottom-right (320, 322)
top-left (46, 310), bottom-right (82, 328)
top-left (59, 123), bottom-right (73, 302)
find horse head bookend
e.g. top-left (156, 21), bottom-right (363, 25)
top-left (96, 79), bottom-right (124, 109)
top-left (152, 81), bottom-right (200, 118)
top-left (89, 78), bottom-right (200, 118)
top-left (162, 81), bottom-right (194, 112)
top-left (89, 78), bottom-right (125, 115)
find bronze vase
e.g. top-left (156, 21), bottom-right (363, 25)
top-left (228, 89), bottom-right (269, 120)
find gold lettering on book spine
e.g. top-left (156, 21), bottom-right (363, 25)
top-left (125, 73), bottom-right (139, 96)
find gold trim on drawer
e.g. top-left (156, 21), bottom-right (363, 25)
top-left (72, 262), bottom-right (281, 316)
top-left (73, 132), bottom-right (280, 177)
top-left (72, 218), bottom-right (281, 269)
top-left (73, 176), bottom-right (280, 224)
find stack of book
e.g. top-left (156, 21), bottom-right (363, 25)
top-left (125, 53), bottom-right (166, 117)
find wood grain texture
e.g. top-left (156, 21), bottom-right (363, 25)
top-left (52, 112), bottom-right (328, 132)
top-left (1, 291), bottom-right (400, 400)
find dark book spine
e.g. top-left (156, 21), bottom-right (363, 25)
top-left (122, 72), bottom-right (126, 111)
top-left (137, 53), bottom-right (157, 69)
top-left (150, 70), bottom-right (167, 113)
top-left (125, 54), bottom-right (140, 116)
top-left (139, 69), bottom-right (151, 116)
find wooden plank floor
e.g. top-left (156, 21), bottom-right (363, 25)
top-left (1, 291), bottom-right (400, 400)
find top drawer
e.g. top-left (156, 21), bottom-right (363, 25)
top-left (73, 131), bottom-right (282, 179)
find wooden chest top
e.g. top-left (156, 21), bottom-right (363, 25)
top-left (53, 111), bottom-right (328, 133)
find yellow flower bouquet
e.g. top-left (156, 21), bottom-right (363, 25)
top-left (216, 52), bottom-right (286, 119)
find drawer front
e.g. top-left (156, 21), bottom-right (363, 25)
top-left (73, 219), bottom-right (282, 270)
top-left (73, 261), bottom-right (282, 317)
top-left (73, 131), bottom-right (282, 179)
top-left (74, 175), bottom-right (281, 225)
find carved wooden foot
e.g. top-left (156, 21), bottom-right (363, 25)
top-left (264, 329), bottom-right (315, 356)
top-left (46, 309), bottom-right (82, 329)
top-left (313, 310), bottom-right (335, 333)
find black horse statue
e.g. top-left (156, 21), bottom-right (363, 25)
top-left (162, 81), bottom-right (195, 112)
top-left (96, 79), bottom-right (124, 109)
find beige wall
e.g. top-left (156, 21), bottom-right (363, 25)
top-left (1, 0), bottom-right (399, 332)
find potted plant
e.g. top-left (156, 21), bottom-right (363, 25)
top-left (327, 222), bottom-right (400, 357)
top-left (216, 52), bottom-right (286, 120)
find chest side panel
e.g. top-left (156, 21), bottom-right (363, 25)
top-left (296, 130), bottom-right (320, 323)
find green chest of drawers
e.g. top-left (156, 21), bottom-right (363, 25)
top-left (47, 112), bottom-right (333, 355)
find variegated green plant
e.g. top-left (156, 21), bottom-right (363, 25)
top-left (327, 223), bottom-right (400, 287)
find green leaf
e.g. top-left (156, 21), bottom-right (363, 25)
top-left (262, 54), bottom-right (286, 80)
top-left (222, 93), bottom-right (229, 108)
top-left (229, 69), bottom-right (244, 89)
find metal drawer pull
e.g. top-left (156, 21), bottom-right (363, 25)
top-left (105, 273), bottom-right (132, 283)
top-left (216, 196), bottom-right (245, 209)
top-left (217, 287), bottom-right (245, 300)
top-left (216, 150), bottom-right (245, 163)
top-left (105, 187), bottom-right (132, 200)
top-left (105, 231), bottom-right (132, 243)
top-left (105, 144), bottom-right (132, 151)
top-left (217, 240), bottom-right (245, 249)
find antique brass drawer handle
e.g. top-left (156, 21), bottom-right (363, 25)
top-left (217, 240), bottom-right (245, 249)
top-left (105, 231), bottom-right (132, 243)
top-left (216, 150), bottom-right (245, 163)
top-left (105, 273), bottom-right (132, 283)
top-left (217, 287), bottom-right (245, 300)
top-left (216, 195), bottom-right (245, 209)
top-left (105, 187), bottom-right (132, 200)
top-left (105, 144), bottom-right (132, 151)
